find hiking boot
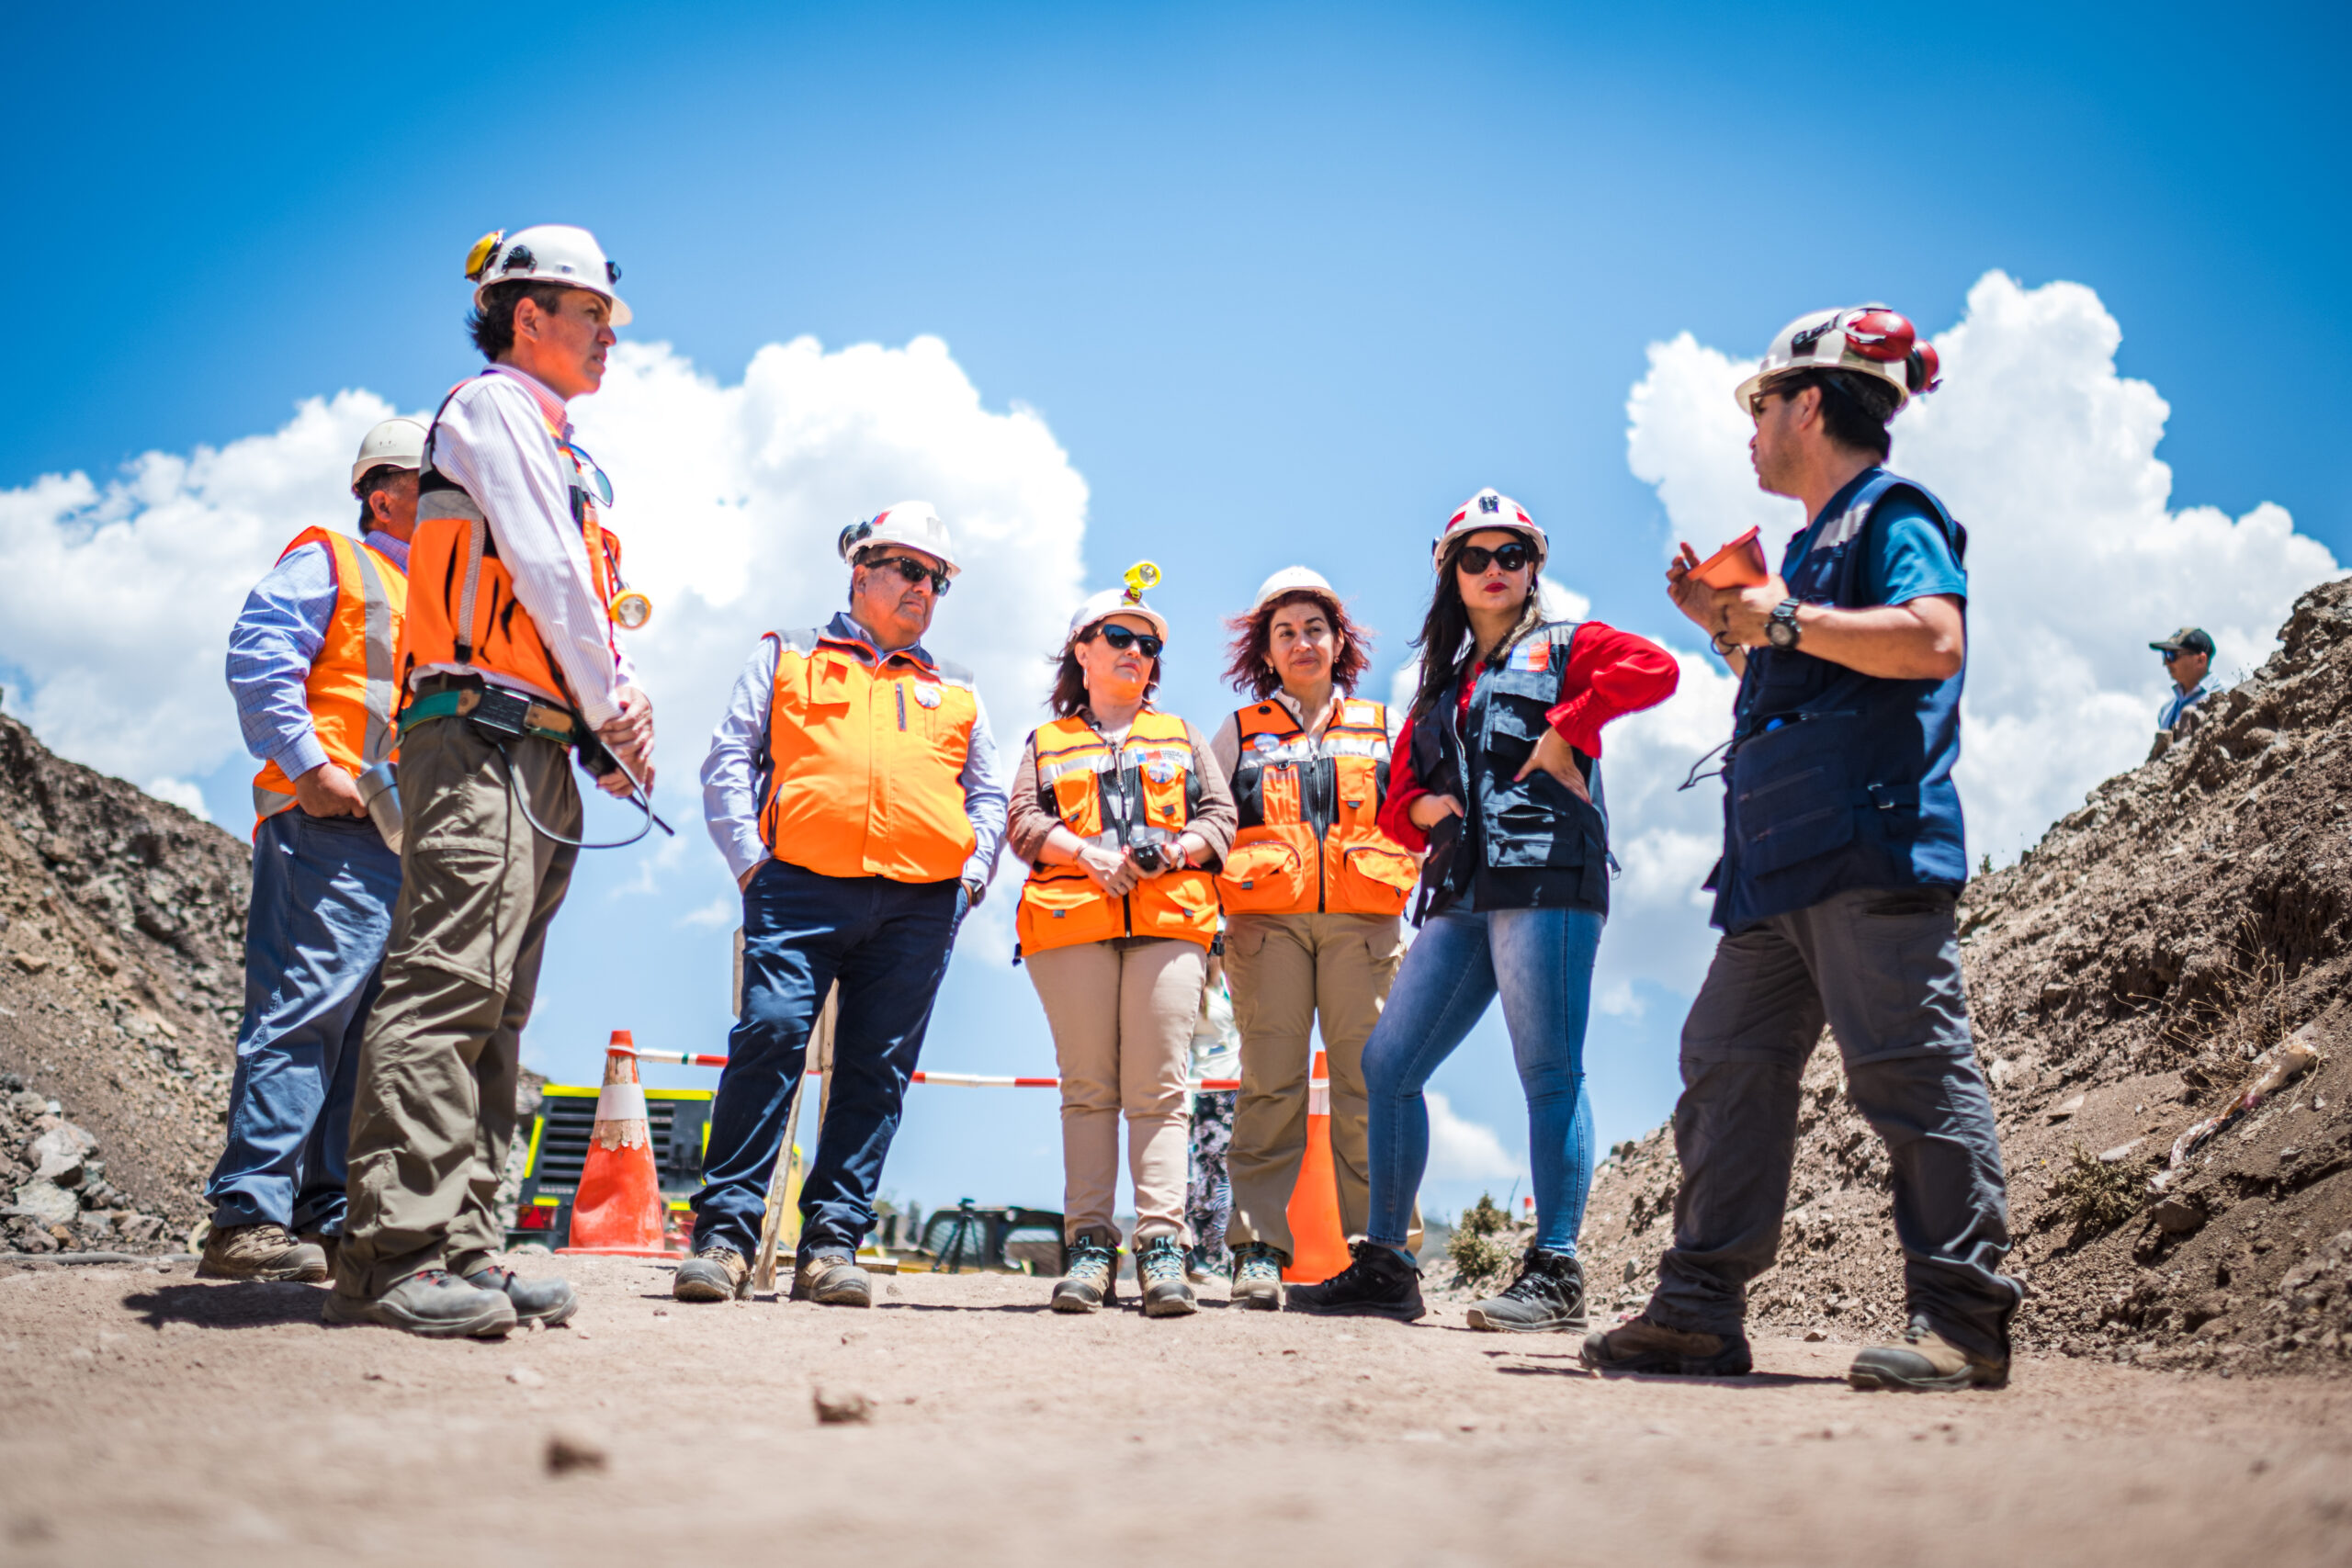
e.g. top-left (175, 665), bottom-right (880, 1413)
top-left (673, 1246), bottom-right (751, 1303)
top-left (464, 1264), bottom-right (579, 1328)
top-left (298, 1231), bottom-right (341, 1274)
top-left (1050, 1234), bottom-right (1119, 1314)
top-left (1229, 1243), bottom-right (1285, 1312)
top-left (1283, 1240), bottom-right (1425, 1322)
top-left (1849, 1315), bottom-right (2010, 1392)
top-left (1578, 1314), bottom-right (1752, 1376)
top-left (1136, 1236), bottom-right (1198, 1318)
top-left (790, 1250), bottom-right (873, 1307)
top-left (198, 1222), bottom-right (329, 1283)
top-left (321, 1269), bottom-right (516, 1338)
top-left (1465, 1246), bottom-right (1588, 1333)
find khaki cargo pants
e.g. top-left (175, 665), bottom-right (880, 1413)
top-left (335, 718), bottom-right (580, 1300)
top-left (1223, 911), bottom-right (1420, 1259)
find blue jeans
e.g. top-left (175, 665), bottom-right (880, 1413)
top-left (206, 809), bottom-right (401, 1235)
top-left (1363, 904), bottom-right (1602, 1254)
top-left (690, 861), bottom-right (964, 1260)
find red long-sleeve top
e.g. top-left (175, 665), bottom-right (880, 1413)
top-left (1379, 622), bottom-right (1679, 852)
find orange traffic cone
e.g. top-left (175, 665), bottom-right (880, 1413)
top-left (1282, 1050), bottom-right (1351, 1283)
top-left (559, 1032), bottom-right (675, 1257)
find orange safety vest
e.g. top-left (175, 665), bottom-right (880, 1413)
top-left (1016, 708), bottom-right (1220, 956)
top-left (1218, 695), bottom-right (1417, 917)
top-left (251, 527), bottom-right (410, 826)
top-left (757, 626), bottom-right (980, 884)
top-left (397, 371), bottom-right (628, 711)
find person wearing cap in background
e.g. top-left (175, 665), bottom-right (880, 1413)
top-left (1288, 492), bottom-right (1677, 1327)
top-left (2151, 626), bottom-right (2217, 744)
top-left (1209, 567), bottom-right (1419, 1310)
top-left (330, 226), bottom-right (656, 1338)
top-left (204, 418), bottom-right (421, 1283)
top-left (1008, 569), bottom-right (1238, 1318)
top-left (676, 502), bottom-right (1007, 1309)
top-left (1589, 306), bottom-right (2023, 1392)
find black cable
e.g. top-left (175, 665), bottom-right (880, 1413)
top-left (489, 739), bottom-right (664, 851)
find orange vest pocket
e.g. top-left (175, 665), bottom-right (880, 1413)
top-left (1333, 840), bottom-right (1419, 916)
top-left (1016, 872), bottom-right (1125, 955)
top-left (1217, 837), bottom-right (1312, 914)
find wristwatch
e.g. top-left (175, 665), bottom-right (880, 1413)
top-left (1766, 598), bottom-right (1804, 650)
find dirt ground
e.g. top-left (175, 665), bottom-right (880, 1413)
top-left (4, 1256), bottom-right (2349, 1567)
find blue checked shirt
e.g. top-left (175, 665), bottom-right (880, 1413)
top-left (226, 530), bottom-right (411, 781)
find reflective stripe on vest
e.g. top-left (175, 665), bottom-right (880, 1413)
top-left (397, 372), bottom-right (623, 710)
top-left (252, 528), bottom-right (410, 825)
top-left (1016, 708), bottom-right (1219, 956)
top-left (1221, 697), bottom-right (1414, 917)
top-left (756, 628), bottom-right (980, 884)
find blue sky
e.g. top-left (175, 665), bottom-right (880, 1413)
top-left (4, 2), bottom-right (2346, 1224)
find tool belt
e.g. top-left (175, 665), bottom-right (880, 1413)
top-left (399, 674), bottom-right (586, 750)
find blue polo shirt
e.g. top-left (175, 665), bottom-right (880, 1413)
top-left (1714, 468), bottom-right (1969, 930)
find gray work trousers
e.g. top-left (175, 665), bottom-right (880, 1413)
top-left (1647, 886), bottom-right (2022, 1361)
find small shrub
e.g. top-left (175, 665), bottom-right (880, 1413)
top-left (2049, 1145), bottom-right (2146, 1233)
top-left (1447, 1192), bottom-right (1516, 1289)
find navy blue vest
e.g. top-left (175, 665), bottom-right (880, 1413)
top-left (1409, 622), bottom-right (1611, 920)
top-left (1710, 468), bottom-right (1969, 931)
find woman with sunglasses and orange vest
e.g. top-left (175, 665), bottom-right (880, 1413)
top-left (1208, 567), bottom-right (1419, 1310)
top-left (1287, 491), bottom-right (1678, 1330)
top-left (1008, 568), bottom-right (1237, 1318)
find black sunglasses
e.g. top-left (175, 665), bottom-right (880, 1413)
top-left (868, 555), bottom-right (952, 594)
top-left (2161, 649), bottom-right (2183, 663)
top-left (1094, 624), bottom-right (1164, 659)
top-left (1455, 540), bottom-right (1533, 574)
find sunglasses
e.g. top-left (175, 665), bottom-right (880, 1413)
top-left (1094, 624), bottom-right (1164, 659)
top-left (2161, 649), bottom-right (2183, 663)
top-left (560, 440), bottom-right (615, 509)
top-left (869, 555), bottom-right (953, 594)
top-left (1455, 540), bottom-right (1533, 574)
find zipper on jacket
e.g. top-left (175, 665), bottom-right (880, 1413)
top-left (897, 684), bottom-right (908, 730)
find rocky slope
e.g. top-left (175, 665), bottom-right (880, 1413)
top-left (0, 710), bottom-right (249, 1250)
top-left (1577, 577), bottom-right (2352, 1375)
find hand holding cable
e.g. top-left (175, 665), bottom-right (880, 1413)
top-left (594, 685), bottom-right (656, 798)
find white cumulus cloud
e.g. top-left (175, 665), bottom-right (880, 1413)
top-left (1423, 1089), bottom-right (1522, 1181)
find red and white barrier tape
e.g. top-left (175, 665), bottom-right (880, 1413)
top-left (613, 1044), bottom-right (1245, 1093)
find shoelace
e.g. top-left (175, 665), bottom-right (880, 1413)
top-left (1068, 1245), bottom-right (1114, 1279)
top-left (1139, 1245), bottom-right (1186, 1283)
top-left (1238, 1252), bottom-right (1281, 1280)
top-left (1498, 1257), bottom-right (1570, 1302)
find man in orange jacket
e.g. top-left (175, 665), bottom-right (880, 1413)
top-left (674, 502), bottom-right (1006, 1307)
top-left (207, 418), bottom-right (420, 1283)
top-left (329, 226), bottom-right (656, 1339)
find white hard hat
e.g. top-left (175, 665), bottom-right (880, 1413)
top-left (1067, 561), bottom-right (1170, 646)
top-left (1432, 489), bottom-right (1546, 570)
top-left (1731, 305), bottom-right (1941, 414)
top-left (464, 224), bottom-right (631, 326)
top-left (1249, 565), bottom-right (1341, 615)
top-left (350, 417), bottom-right (427, 494)
top-left (837, 501), bottom-right (961, 578)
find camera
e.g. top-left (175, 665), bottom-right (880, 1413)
top-left (1130, 841), bottom-right (1165, 874)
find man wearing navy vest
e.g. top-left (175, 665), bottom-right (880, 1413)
top-left (1585, 306), bottom-right (2022, 1392)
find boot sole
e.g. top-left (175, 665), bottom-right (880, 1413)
top-left (515, 1293), bottom-right (581, 1329)
top-left (1050, 1289), bottom-right (1107, 1313)
top-left (1232, 1289), bottom-right (1283, 1311)
top-left (1142, 1290), bottom-right (1198, 1318)
top-left (321, 1293), bottom-right (516, 1339)
top-left (1284, 1298), bottom-right (1426, 1322)
top-left (1577, 1334), bottom-right (1752, 1377)
top-left (672, 1265), bottom-right (748, 1303)
top-left (1849, 1362), bottom-right (2008, 1393)
top-left (198, 1259), bottom-right (330, 1283)
top-left (1465, 1306), bottom-right (1590, 1333)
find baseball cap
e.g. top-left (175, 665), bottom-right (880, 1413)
top-left (2149, 626), bottom-right (2216, 658)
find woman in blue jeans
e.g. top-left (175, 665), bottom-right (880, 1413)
top-left (1287, 488), bottom-right (1677, 1325)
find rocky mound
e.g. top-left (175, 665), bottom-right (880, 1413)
top-left (0, 709), bottom-right (250, 1251)
top-left (1577, 577), bottom-right (2352, 1376)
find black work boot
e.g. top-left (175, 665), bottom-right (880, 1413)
top-left (1283, 1240), bottom-right (1425, 1322)
top-left (1135, 1236), bottom-right (1198, 1318)
top-left (1849, 1314), bottom-right (2010, 1392)
top-left (1051, 1233), bottom-right (1119, 1313)
top-left (464, 1264), bottom-right (579, 1328)
top-left (1579, 1313), bottom-right (1752, 1376)
top-left (1229, 1242), bottom-right (1285, 1312)
top-left (1465, 1246), bottom-right (1588, 1333)
top-left (321, 1269), bottom-right (517, 1338)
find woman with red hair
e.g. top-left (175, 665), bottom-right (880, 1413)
top-left (1207, 568), bottom-right (1419, 1310)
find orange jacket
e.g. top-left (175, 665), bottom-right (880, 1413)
top-left (251, 527), bottom-right (409, 825)
top-left (758, 626), bottom-right (980, 884)
top-left (1218, 696), bottom-right (1416, 917)
top-left (1016, 708), bottom-right (1219, 956)
top-left (397, 374), bottom-right (626, 711)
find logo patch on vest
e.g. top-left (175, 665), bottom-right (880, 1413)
top-left (912, 683), bottom-right (942, 708)
top-left (1250, 732), bottom-right (1283, 752)
top-left (1507, 639), bottom-right (1552, 673)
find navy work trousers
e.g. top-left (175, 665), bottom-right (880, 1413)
top-left (1649, 886), bottom-right (2023, 1362)
top-left (689, 860), bottom-right (963, 1261)
top-left (206, 809), bottom-right (401, 1235)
